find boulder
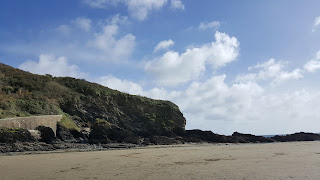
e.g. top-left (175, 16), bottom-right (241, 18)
top-left (56, 124), bottom-right (76, 143)
top-left (36, 126), bottom-right (56, 144)
top-left (0, 127), bottom-right (35, 143)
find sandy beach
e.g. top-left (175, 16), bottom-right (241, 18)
top-left (1, 141), bottom-right (320, 180)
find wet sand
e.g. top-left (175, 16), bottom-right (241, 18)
top-left (1, 141), bottom-right (320, 180)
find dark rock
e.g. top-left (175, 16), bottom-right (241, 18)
top-left (36, 126), bottom-right (56, 144)
top-left (56, 124), bottom-right (76, 143)
top-left (183, 129), bottom-right (228, 143)
top-left (149, 136), bottom-right (182, 145)
top-left (0, 127), bottom-right (35, 143)
top-left (142, 138), bottom-right (152, 145)
top-left (100, 143), bottom-right (138, 149)
top-left (231, 132), bottom-right (275, 143)
top-left (89, 120), bottom-right (140, 144)
top-left (271, 132), bottom-right (320, 142)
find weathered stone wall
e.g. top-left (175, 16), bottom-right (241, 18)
top-left (0, 115), bottom-right (62, 135)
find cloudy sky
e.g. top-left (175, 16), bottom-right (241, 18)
top-left (1, 0), bottom-right (320, 135)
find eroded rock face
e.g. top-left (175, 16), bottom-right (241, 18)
top-left (271, 132), bottom-right (320, 142)
top-left (89, 121), bottom-right (140, 144)
top-left (0, 127), bottom-right (35, 143)
top-left (36, 126), bottom-right (56, 144)
top-left (149, 136), bottom-right (184, 145)
top-left (180, 130), bottom-right (276, 143)
top-left (231, 132), bottom-right (275, 143)
top-left (182, 129), bottom-right (228, 143)
top-left (56, 124), bottom-right (76, 143)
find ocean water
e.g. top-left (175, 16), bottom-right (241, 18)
top-left (262, 133), bottom-right (320, 138)
top-left (262, 134), bottom-right (286, 138)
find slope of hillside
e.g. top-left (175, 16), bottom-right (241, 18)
top-left (0, 63), bottom-right (186, 141)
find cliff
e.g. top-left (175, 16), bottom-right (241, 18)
top-left (0, 63), bottom-right (186, 142)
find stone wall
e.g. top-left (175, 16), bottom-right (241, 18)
top-left (0, 115), bottom-right (62, 135)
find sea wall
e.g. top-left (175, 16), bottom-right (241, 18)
top-left (0, 115), bottom-right (62, 135)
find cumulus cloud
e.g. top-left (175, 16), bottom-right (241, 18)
top-left (97, 75), bottom-right (180, 100)
top-left (175, 77), bottom-right (320, 135)
top-left (199, 21), bottom-right (220, 30)
top-left (236, 59), bottom-right (303, 85)
top-left (145, 31), bottom-right (239, 86)
top-left (83, 0), bottom-right (168, 21)
top-left (312, 16), bottom-right (320, 32)
top-left (19, 54), bottom-right (87, 78)
top-left (153, 39), bottom-right (174, 52)
top-left (55, 17), bottom-right (91, 35)
top-left (73, 17), bottom-right (91, 31)
top-left (304, 50), bottom-right (320, 72)
top-left (98, 75), bottom-right (144, 95)
top-left (55, 25), bottom-right (71, 35)
top-left (6, 15), bottom-right (135, 64)
top-left (87, 15), bottom-right (135, 62)
top-left (170, 0), bottom-right (184, 10)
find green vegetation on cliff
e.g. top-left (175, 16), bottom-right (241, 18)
top-left (0, 63), bottom-right (186, 139)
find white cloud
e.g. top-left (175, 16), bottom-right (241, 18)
top-left (73, 17), bottom-right (91, 31)
top-left (127, 0), bottom-right (168, 21)
top-left (55, 17), bottom-right (91, 35)
top-left (83, 0), bottom-right (168, 21)
top-left (5, 15), bottom-right (135, 64)
top-left (87, 16), bottom-right (135, 62)
top-left (19, 54), bottom-right (87, 78)
top-left (304, 60), bottom-right (320, 73)
top-left (304, 50), bottom-right (320, 72)
top-left (175, 77), bottom-right (320, 135)
top-left (145, 31), bottom-right (239, 86)
top-left (312, 16), bottom-right (320, 32)
top-left (82, 0), bottom-right (110, 8)
top-left (98, 75), bottom-right (144, 95)
top-left (56, 25), bottom-right (71, 35)
top-left (170, 0), bottom-right (184, 10)
top-left (236, 59), bottom-right (303, 85)
top-left (199, 21), bottom-right (220, 30)
top-left (153, 39), bottom-right (174, 52)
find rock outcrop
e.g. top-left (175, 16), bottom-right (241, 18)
top-left (271, 132), bottom-right (320, 142)
top-left (0, 127), bottom-right (35, 143)
top-left (0, 63), bottom-right (186, 142)
top-left (231, 132), bottom-right (275, 143)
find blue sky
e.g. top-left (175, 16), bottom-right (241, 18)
top-left (1, 0), bottom-right (320, 135)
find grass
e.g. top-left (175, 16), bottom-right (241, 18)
top-left (59, 115), bottom-right (80, 131)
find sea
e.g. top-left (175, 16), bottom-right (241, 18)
top-left (262, 133), bottom-right (320, 138)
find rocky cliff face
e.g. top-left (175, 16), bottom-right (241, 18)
top-left (0, 63), bottom-right (186, 141)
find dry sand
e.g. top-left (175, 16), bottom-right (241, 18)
top-left (1, 141), bottom-right (320, 180)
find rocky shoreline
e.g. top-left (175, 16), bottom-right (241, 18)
top-left (1, 130), bottom-right (320, 154)
top-left (0, 142), bottom-right (140, 155)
